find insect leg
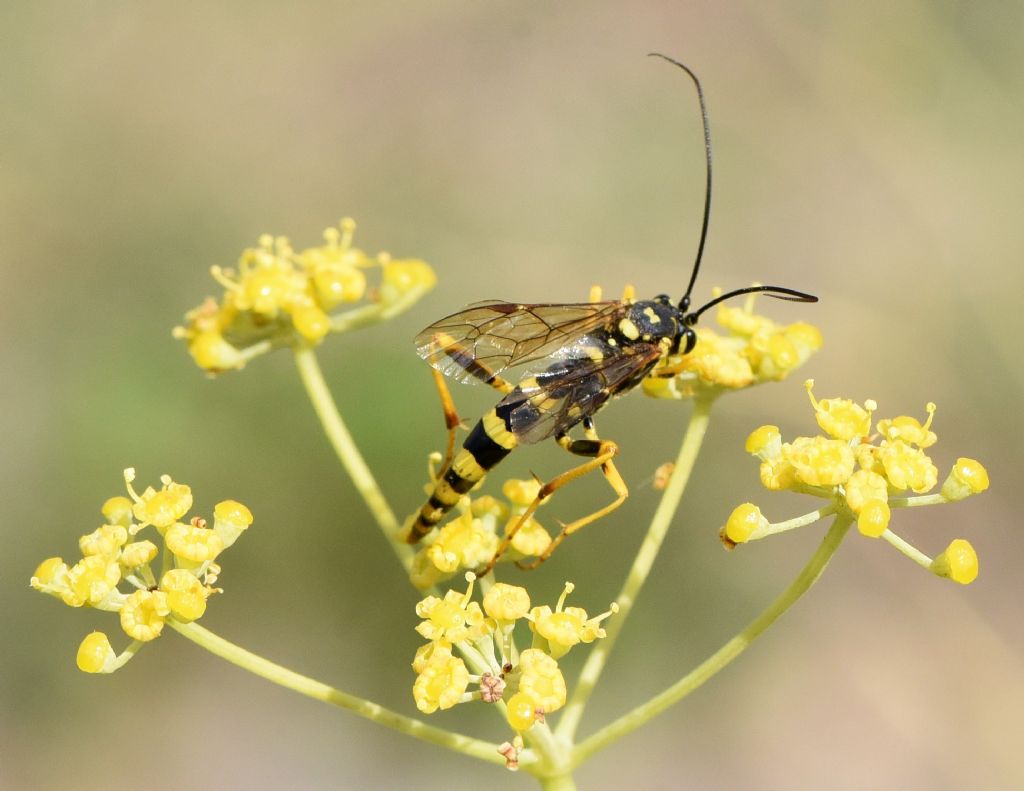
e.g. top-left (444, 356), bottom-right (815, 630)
top-left (474, 418), bottom-right (627, 576)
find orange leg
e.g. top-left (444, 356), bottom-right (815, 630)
top-left (474, 419), bottom-right (628, 576)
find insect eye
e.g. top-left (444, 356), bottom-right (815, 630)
top-left (682, 327), bottom-right (697, 354)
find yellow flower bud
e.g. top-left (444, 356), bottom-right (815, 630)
top-left (508, 517), bottom-right (552, 559)
top-left (745, 425), bottom-right (781, 458)
top-left (503, 479), bottom-right (542, 506)
top-left (165, 522), bottom-right (224, 564)
top-left (930, 539), bottom-right (979, 585)
top-left (940, 458), bottom-right (990, 502)
top-left (505, 691), bottom-right (541, 732)
top-left (856, 499), bottom-right (890, 538)
top-left (483, 583), bottom-right (531, 623)
top-left (101, 496), bottom-right (134, 527)
top-left (412, 647), bottom-right (469, 714)
top-left (77, 632), bottom-right (117, 674)
top-left (517, 648), bottom-right (567, 713)
top-left (722, 503), bottom-right (768, 545)
top-left (79, 524), bottom-right (128, 557)
top-left (783, 436), bottom-right (855, 487)
top-left (844, 470), bottom-right (888, 514)
top-left (119, 590), bottom-right (170, 641)
top-left (213, 499), bottom-right (254, 549)
top-left (290, 301), bottom-right (331, 343)
top-left (160, 569), bottom-right (209, 622)
top-left (119, 540), bottom-right (158, 569)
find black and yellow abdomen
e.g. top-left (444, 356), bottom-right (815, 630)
top-left (404, 408), bottom-right (519, 543)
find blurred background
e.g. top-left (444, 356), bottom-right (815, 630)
top-left (4, 2), bottom-right (1022, 789)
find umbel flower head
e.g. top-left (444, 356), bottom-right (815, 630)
top-left (643, 287), bottom-right (822, 400)
top-left (174, 218), bottom-right (436, 373)
top-left (722, 380), bottom-right (989, 585)
top-left (411, 575), bottom-right (616, 753)
top-left (30, 469), bottom-right (254, 672)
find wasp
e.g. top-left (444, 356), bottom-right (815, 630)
top-left (402, 55), bottom-right (817, 575)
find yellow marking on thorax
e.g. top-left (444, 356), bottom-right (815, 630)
top-left (482, 411), bottom-right (518, 449)
top-left (618, 318), bottom-right (640, 340)
top-left (643, 306), bottom-right (660, 323)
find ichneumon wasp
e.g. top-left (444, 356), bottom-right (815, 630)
top-left (401, 55), bottom-right (818, 575)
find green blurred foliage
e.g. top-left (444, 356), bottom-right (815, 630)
top-left (4, 2), bottom-right (1022, 789)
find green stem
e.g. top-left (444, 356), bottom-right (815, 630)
top-left (539, 774), bottom-right (577, 791)
top-left (572, 513), bottom-right (853, 765)
top-left (881, 529), bottom-right (933, 568)
top-left (293, 345), bottom-right (412, 569)
top-left (556, 396), bottom-right (714, 742)
top-left (168, 619), bottom-right (504, 766)
top-left (760, 504), bottom-right (836, 538)
top-left (888, 494), bottom-right (945, 508)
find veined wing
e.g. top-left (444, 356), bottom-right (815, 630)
top-left (501, 341), bottom-right (663, 445)
top-left (415, 301), bottom-right (626, 385)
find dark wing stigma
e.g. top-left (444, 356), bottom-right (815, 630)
top-left (500, 341), bottom-right (664, 445)
top-left (415, 301), bottom-right (627, 385)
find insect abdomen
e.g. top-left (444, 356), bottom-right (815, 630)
top-left (404, 410), bottom-right (518, 543)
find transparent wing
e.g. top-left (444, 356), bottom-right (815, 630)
top-left (415, 301), bottom-right (626, 385)
top-left (502, 341), bottom-right (663, 444)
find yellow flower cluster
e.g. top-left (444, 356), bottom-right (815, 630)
top-left (30, 469), bottom-right (253, 672)
top-left (412, 576), bottom-right (615, 743)
top-left (643, 289), bottom-right (822, 399)
top-left (408, 478), bottom-right (554, 590)
top-left (723, 381), bottom-right (989, 584)
top-left (173, 218), bottom-right (435, 373)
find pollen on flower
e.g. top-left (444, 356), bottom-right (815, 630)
top-left (516, 648), bottom-right (567, 713)
top-left (119, 540), bottom-right (158, 569)
top-left (412, 644), bottom-right (470, 714)
top-left (165, 522), bottom-right (225, 565)
top-left (128, 473), bottom-right (193, 532)
top-left (930, 539), bottom-right (979, 584)
top-left (877, 402), bottom-right (937, 448)
top-left (79, 524), bottom-right (128, 557)
top-left (527, 582), bottom-right (615, 660)
top-left (941, 458), bottom-right (990, 501)
top-left (877, 440), bottom-right (938, 493)
top-left (483, 583), bottom-right (531, 624)
top-left (64, 555), bottom-right (121, 608)
top-left (415, 577), bottom-right (490, 644)
top-left (507, 516), bottom-right (552, 559)
top-left (175, 219), bottom-right (435, 370)
top-left (783, 436), bottom-right (856, 487)
top-left (856, 499), bottom-right (891, 538)
top-left (119, 589), bottom-right (170, 641)
top-left (804, 379), bottom-right (875, 441)
top-left (77, 632), bottom-right (117, 674)
top-left (759, 457), bottom-right (799, 491)
top-left (844, 469), bottom-right (889, 514)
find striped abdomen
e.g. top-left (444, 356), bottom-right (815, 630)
top-left (404, 409), bottom-right (518, 543)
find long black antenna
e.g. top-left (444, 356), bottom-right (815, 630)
top-left (688, 284), bottom-right (818, 324)
top-left (649, 53), bottom-right (711, 312)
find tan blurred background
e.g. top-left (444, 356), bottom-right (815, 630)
top-left (4, 2), bottom-right (1022, 789)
